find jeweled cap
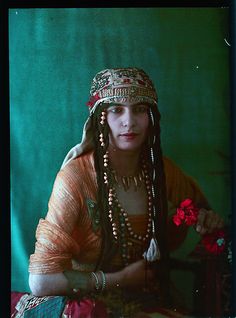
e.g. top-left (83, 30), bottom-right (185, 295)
top-left (87, 67), bottom-right (158, 113)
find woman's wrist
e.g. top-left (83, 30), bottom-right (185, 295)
top-left (64, 270), bottom-right (92, 293)
top-left (64, 268), bottom-right (124, 295)
top-left (105, 269), bottom-right (124, 289)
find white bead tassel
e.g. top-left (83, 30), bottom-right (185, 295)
top-left (143, 237), bottom-right (161, 262)
top-left (143, 221), bottom-right (161, 262)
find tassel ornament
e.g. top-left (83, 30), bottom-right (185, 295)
top-left (143, 237), bottom-right (161, 262)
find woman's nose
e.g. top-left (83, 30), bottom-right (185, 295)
top-left (121, 109), bottom-right (135, 128)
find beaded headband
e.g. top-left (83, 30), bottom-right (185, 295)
top-left (86, 68), bottom-right (158, 113)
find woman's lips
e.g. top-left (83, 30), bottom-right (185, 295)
top-left (119, 133), bottom-right (138, 140)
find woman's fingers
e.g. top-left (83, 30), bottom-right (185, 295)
top-left (196, 209), bottom-right (224, 235)
top-left (196, 208), bottom-right (208, 235)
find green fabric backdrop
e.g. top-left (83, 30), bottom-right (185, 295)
top-left (10, 8), bottom-right (230, 306)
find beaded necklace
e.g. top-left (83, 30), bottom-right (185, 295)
top-left (106, 158), bottom-right (153, 266)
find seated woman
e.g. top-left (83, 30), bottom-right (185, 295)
top-left (19, 68), bottom-right (224, 317)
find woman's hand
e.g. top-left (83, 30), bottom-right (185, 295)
top-left (195, 208), bottom-right (224, 235)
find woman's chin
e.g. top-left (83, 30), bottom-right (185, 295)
top-left (111, 145), bottom-right (143, 154)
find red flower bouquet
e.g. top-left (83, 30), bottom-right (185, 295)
top-left (173, 198), bottom-right (226, 255)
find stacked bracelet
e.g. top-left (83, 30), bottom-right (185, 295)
top-left (91, 270), bottom-right (106, 292)
top-left (99, 270), bottom-right (106, 291)
top-left (91, 272), bottom-right (100, 291)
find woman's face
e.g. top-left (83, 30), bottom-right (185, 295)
top-left (105, 101), bottom-right (150, 153)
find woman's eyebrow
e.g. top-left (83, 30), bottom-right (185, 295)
top-left (132, 102), bottom-right (148, 106)
top-left (108, 103), bottom-right (123, 107)
top-left (106, 103), bottom-right (124, 108)
top-left (107, 102), bottom-right (149, 108)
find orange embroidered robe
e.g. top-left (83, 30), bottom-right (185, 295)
top-left (29, 151), bottom-right (209, 274)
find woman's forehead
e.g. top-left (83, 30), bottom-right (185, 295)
top-left (106, 101), bottom-right (151, 108)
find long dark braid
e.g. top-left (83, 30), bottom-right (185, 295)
top-left (148, 104), bottom-right (168, 255)
top-left (151, 103), bottom-right (171, 305)
top-left (120, 103), bottom-right (169, 302)
top-left (91, 105), bottom-right (118, 271)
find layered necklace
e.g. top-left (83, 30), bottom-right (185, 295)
top-left (104, 152), bottom-right (153, 266)
top-left (110, 169), bottom-right (145, 192)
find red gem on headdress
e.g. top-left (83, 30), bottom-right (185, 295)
top-left (137, 79), bottom-right (145, 85)
top-left (86, 93), bottom-right (100, 108)
top-left (123, 79), bottom-right (131, 84)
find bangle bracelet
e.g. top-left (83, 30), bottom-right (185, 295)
top-left (99, 271), bottom-right (106, 291)
top-left (91, 272), bottom-right (100, 291)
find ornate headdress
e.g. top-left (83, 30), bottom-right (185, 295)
top-left (87, 67), bottom-right (158, 112)
top-left (61, 67), bottom-right (158, 168)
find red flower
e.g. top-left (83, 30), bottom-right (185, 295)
top-left (202, 230), bottom-right (226, 255)
top-left (173, 198), bottom-right (227, 256)
top-left (173, 198), bottom-right (199, 226)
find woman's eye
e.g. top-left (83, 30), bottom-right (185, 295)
top-left (108, 107), bottom-right (123, 114)
top-left (134, 105), bottom-right (148, 113)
